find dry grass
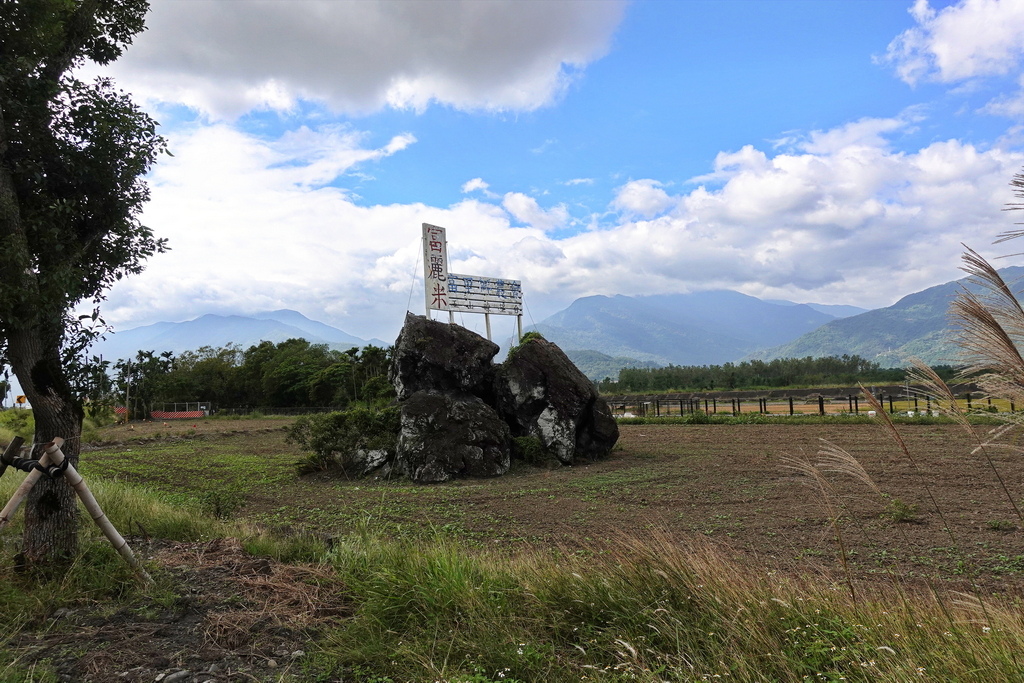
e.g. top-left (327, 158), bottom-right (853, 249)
top-left (153, 538), bottom-right (349, 655)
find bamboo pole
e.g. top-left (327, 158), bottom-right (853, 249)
top-left (0, 445), bottom-right (50, 528)
top-left (41, 439), bottom-right (152, 584)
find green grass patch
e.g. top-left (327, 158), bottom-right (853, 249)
top-left (317, 531), bottom-right (1024, 682)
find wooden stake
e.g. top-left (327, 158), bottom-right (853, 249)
top-left (41, 439), bottom-right (152, 584)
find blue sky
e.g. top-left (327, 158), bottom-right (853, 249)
top-left (79, 0), bottom-right (1024, 343)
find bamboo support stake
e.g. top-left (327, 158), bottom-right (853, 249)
top-left (0, 446), bottom-right (51, 529)
top-left (42, 439), bottom-right (152, 584)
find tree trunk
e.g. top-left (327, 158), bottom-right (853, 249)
top-left (6, 328), bottom-right (82, 569)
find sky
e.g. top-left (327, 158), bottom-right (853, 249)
top-left (76, 0), bottom-right (1024, 345)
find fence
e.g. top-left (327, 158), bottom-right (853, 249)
top-left (604, 387), bottom-right (1004, 418)
top-left (213, 406), bottom-right (339, 417)
top-left (152, 402), bottom-right (211, 420)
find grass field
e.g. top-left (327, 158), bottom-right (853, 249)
top-left (0, 417), bottom-right (1023, 681)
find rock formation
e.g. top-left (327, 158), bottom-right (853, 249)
top-left (496, 336), bottom-right (619, 464)
top-left (386, 313), bottom-right (619, 482)
top-left (390, 313), bottom-right (499, 401)
top-left (394, 391), bottom-right (511, 483)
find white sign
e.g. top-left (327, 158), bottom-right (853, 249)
top-left (420, 222), bottom-right (524, 340)
top-left (422, 223), bottom-right (450, 312)
top-left (448, 273), bottom-right (522, 315)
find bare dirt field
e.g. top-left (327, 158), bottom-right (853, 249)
top-left (13, 418), bottom-right (1024, 682)
top-left (86, 419), bottom-right (1024, 593)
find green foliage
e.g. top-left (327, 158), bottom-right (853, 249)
top-left (0, 0), bottom-right (167, 403)
top-left (317, 531), bottom-right (1024, 682)
top-left (881, 496), bottom-right (921, 524)
top-left (600, 355), bottom-right (959, 393)
top-left (683, 409), bottom-right (712, 424)
top-left (511, 436), bottom-right (557, 466)
top-left (507, 331), bottom-right (544, 358)
top-left (288, 404), bottom-right (400, 474)
top-left (200, 490), bottom-right (245, 520)
top-left (111, 349), bottom-right (175, 419)
top-left (107, 341), bottom-right (395, 413)
top-left (0, 409), bottom-right (34, 441)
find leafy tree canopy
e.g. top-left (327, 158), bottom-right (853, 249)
top-left (0, 0), bottom-right (166, 400)
top-left (0, 0), bottom-right (165, 567)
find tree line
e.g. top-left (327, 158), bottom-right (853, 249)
top-left (91, 346), bottom-right (965, 412)
top-left (598, 355), bottom-right (958, 393)
top-left (89, 339), bottom-right (393, 418)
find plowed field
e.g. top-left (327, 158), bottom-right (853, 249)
top-left (86, 419), bottom-right (1024, 592)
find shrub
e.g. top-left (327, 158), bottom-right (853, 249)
top-left (511, 436), bottom-right (557, 467)
top-left (288, 404), bottom-right (400, 474)
top-left (881, 496), bottom-right (921, 524)
top-left (507, 331), bottom-right (544, 359)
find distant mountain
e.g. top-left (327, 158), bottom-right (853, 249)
top-left (93, 310), bottom-right (381, 362)
top-left (251, 309), bottom-right (371, 347)
top-left (533, 290), bottom-right (840, 366)
top-left (763, 300), bottom-right (868, 319)
top-left (751, 266), bottom-right (1024, 366)
top-left (564, 349), bottom-right (661, 382)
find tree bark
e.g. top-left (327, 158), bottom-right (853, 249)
top-left (0, 0), bottom-right (157, 571)
top-left (6, 329), bottom-right (82, 568)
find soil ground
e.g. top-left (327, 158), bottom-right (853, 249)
top-left (84, 418), bottom-right (1024, 590)
top-left (14, 418), bottom-right (1024, 681)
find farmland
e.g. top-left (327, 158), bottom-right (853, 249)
top-left (2, 417), bottom-right (1024, 682)
top-left (82, 417), bottom-right (1024, 590)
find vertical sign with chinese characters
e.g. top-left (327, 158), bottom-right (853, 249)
top-left (422, 223), bottom-right (450, 313)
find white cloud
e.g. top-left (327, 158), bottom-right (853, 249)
top-left (101, 116), bottom-right (1024, 344)
top-left (799, 115), bottom-right (914, 154)
top-left (461, 178), bottom-right (498, 199)
top-left (501, 193), bottom-right (570, 232)
top-left (883, 0), bottom-right (1024, 85)
top-left (611, 180), bottom-right (675, 218)
top-left (93, 0), bottom-right (626, 118)
top-left (983, 75), bottom-right (1024, 117)
top-left (540, 120), bottom-right (1022, 311)
top-left (564, 178), bottom-right (594, 186)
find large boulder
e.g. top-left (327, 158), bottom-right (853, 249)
top-left (394, 390), bottom-right (511, 483)
top-left (496, 336), bottom-right (619, 464)
top-left (389, 313), bottom-right (499, 401)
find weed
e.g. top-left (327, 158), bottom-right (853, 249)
top-left (511, 436), bottom-right (557, 467)
top-left (200, 490), bottom-right (244, 519)
top-left (0, 410), bottom-right (33, 441)
top-left (881, 497), bottom-right (922, 524)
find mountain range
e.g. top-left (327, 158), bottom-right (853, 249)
top-left (533, 290), bottom-right (864, 368)
top-left (541, 266), bottom-right (1024, 379)
top-left (93, 310), bottom-right (384, 362)
top-left (750, 265), bottom-right (1024, 367)
top-left (91, 265), bottom-right (1024, 380)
